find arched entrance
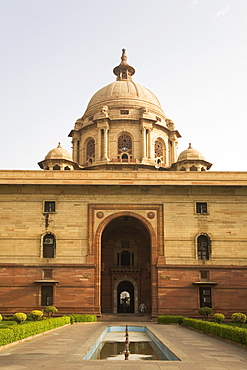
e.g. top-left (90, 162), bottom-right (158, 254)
top-left (101, 215), bottom-right (151, 314)
top-left (117, 281), bottom-right (134, 313)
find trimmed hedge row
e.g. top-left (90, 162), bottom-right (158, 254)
top-left (157, 315), bottom-right (184, 324)
top-left (0, 316), bottom-right (70, 347)
top-left (70, 314), bottom-right (97, 323)
top-left (182, 318), bottom-right (247, 346)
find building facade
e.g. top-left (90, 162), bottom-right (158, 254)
top-left (0, 50), bottom-right (246, 317)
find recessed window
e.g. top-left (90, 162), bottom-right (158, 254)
top-left (199, 287), bottom-right (212, 308)
top-left (197, 234), bottom-right (210, 260)
top-left (43, 269), bottom-right (52, 279)
top-left (44, 201), bottom-right (56, 213)
top-left (53, 165), bottom-right (60, 170)
top-left (200, 271), bottom-right (209, 280)
top-left (43, 233), bottom-right (56, 258)
top-left (41, 285), bottom-right (53, 306)
top-left (120, 110), bottom-right (129, 115)
top-left (190, 165), bottom-right (197, 171)
top-left (196, 202), bottom-right (207, 214)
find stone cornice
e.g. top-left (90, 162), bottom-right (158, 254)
top-left (0, 170), bottom-right (247, 186)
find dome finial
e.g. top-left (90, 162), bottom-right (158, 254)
top-left (188, 143), bottom-right (192, 149)
top-left (57, 142), bottom-right (62, 148)
top-left (121, 48), bottom-right (127, 64)
top-left (113, 49), bottom-right (135, 81)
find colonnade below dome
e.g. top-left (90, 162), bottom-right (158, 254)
top-left (71, 119), bottom-right (179, 170)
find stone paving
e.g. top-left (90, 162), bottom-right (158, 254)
top-left (0, 318), bottom-right (247, 369)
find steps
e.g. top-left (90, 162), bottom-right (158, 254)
top-left (99, 314), bottom-right (154, 322)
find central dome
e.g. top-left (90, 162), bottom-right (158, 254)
top-left (85, 81), bottom-right (163, 117)
top-left (83, 49), bottom-right (165, 119)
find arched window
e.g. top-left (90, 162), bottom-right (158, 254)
top-left (86, 139), bottom-right (95, 164)
top-left (53, 165), bottom-right (60, 170)
top-left (121, 153), bottom-right (128, 162)
top-left (64, 166), bottom-right (71, 170)
top-left (190, 165), bottom-right (197, 171)
top-left (43, 233), bottom-right (56, 258)
top-left (197, 234), bottom-right (210, 260)
top-left (118, 134), bottom-right (132, 160)
top-left (155, 139), bottom-right (164, 163)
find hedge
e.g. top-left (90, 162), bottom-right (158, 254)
top-left (69, 314), bottom-right (97, 323)
top-left (157, 315), bottom-right (184, 324)
top-left (0, 329), bottom-right (15, 346)
top-left (182, 318), bottom-right (247, 346)
top-left (0, 316), bottom-right (70, 347)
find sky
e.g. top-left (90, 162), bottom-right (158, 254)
top-left (0, 0), bottom-right (246, 171)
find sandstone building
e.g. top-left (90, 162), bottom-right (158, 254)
top-left (0, 50), bottom-right (246, 317)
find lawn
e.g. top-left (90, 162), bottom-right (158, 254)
top-left (0, 321), bottom-right (18, 328)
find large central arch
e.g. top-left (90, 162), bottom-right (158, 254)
top-left (96, 212), bottom-right (156, 314)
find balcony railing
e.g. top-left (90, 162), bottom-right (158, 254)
top-left (111, 265), bottom-right (140, 274)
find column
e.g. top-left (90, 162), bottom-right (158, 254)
top-left (103, 128), bottom-right (109, 159)
top-left (142, 127), bottom-right (147, 159)
top-left (96, 127), bottom-right (102, 161)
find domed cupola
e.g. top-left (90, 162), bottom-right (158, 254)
top-left (38, 143), bottom-right (79, 170)
top-left (173, 143), bottom-right (212, 171)
top-left (68, 49), bottom-right (181, 170)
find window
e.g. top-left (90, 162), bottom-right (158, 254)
top-left (154, 139), bottom-right (164, 161)
top-left (43, 233), bottom-right (56, 258)
top-left (53, 165), bottom-right (60, 170)
top-left (41, 285), bottom-right (53, 306)
top-left (118, 134), bottom-right (132, 160)
top-left (199, 287), bottom-right (212, 308)
top-left (86, 139), bottom-right (95, 164)
top-left (44, 201), bottom-right (56, 213)
top-left (120, 110), bottom-right (129, 115)
top-left (200, 271), bottom-right (209, 280)
top-left (43, 269), bottom-right (52, 279)
top-left (190, 165), bottom-right (197, 171)
top-left (196, 202), bottom-right (207, 214)
top-left (197, 234), bottom-right (210, 260)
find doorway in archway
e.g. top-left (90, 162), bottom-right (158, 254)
top-left (117, 281), bottom-right (134, 313)
top-left (101, 215), bottom-right (151, 314)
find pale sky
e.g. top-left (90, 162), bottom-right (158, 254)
top-left (0, 0), bottom-right (246, 171)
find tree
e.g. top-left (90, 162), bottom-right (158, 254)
top-left (13, 312), bottom-right (27, 324)
top-left (231, 313), bottom-right (247, 327)
top-left (44, 306), bottom-right (58, 317)
top-left (198, 307), bottom-right (212, 320)
top-left (30, 310), bottom-right (43, 321)
top-left (213, 313), bottom-right (225, 324)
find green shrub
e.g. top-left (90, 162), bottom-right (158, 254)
top-left (231, 313), bottom-right (247, 327)
top-left (0, 328), bottom-right (15, 346)
top-left (2, 316), bottom-right (14, 321)
top-left (213, 313), bottom-right (225, 324)
top-left (157, 315), bottom-right (184, 324)
top-left (182, 318), bottom-right (247, 346)
top-left (198, 307), bottom-right (212, 319)
top-left (30, 310), bottom-right (43, 321)
top-left (0, 316), bottom-right (70, 346)
top-left (13, 312), bottom-right (27, 324)
top-left (0, 314), bottom-right (2, 322)
top-left (44, 306), bottom-right (58, 317)
top-left (69, 314), bottom-right (97, 324)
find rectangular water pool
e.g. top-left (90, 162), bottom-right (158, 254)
top-left (82, 325), bottom-right (180, 361)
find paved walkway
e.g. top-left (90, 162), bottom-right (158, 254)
top-left (0, 318), bottom-right (247, 369)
